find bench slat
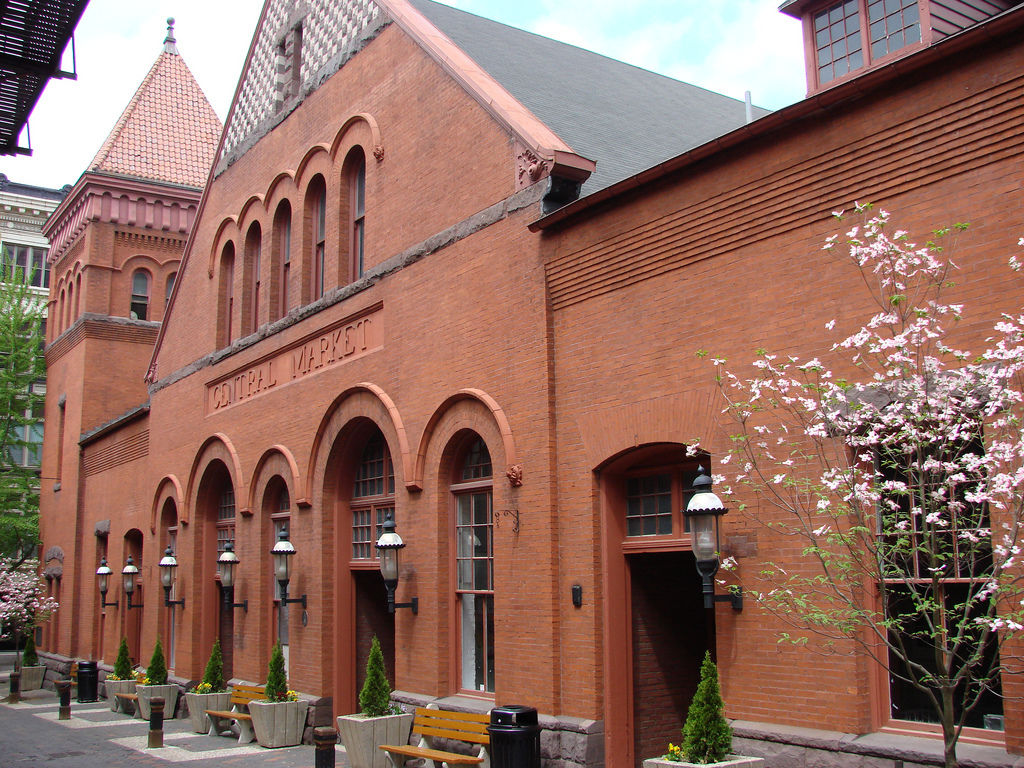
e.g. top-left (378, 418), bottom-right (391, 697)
top-left (380, 744), bottom-right (484, 765)
top-left (414, 707), bottom-right (489, 724)
top-left (415, 724), bottom-right (490, 744)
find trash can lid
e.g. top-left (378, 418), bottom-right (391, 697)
top-left (490, 705), bottom-right (538, 726)
top-left (77, 660), bottom-right (97, 669)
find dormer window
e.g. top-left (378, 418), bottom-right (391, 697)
top-left (814, 0), bottom-right (920, 85)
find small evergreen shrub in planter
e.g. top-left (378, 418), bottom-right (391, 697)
top-left (186, 639), bottom-right (230, 733)
top-left (105, 638), bottom-right (138, 712)
top-left (249, 641), bottom-right (308, 748)
top-left (642, 652), bottom-right (764, 768)
top-left (19, 633), bottom-right (45, 690)
top-left (337, 637), bottom-right (412, 768)
top-left (136, 638), bottom-right (178, 721)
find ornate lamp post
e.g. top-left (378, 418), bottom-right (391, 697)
top-left (270, 527), bottom-right (307, 610)
top-left (375, 512), bottom-right (418, 614)
top-left (96, 558), bottom-right (118, 608)
top-left (158, 546), bottom-right (185, 607)
top-left (122, 556), bottom-right (143, 609)
top-left (684, 467), bottom-right (742, 612)
top-left (217, 541), bottom-right (248, 612)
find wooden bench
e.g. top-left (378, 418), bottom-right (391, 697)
top-left (380, 707), bottom-right (490, 768)
top-left (114, 692), bottom-right (140, 716)
top-left (205, 684), bottom-right (266, 744)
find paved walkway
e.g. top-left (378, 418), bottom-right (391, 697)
top-left (0, 685), bottom-right (349, 767)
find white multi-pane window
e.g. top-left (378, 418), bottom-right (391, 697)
top-left (351, 430), bottom-right (395, 560)
top-left (453, 437), bottom-right (494, 693)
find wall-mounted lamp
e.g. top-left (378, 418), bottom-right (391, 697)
top-left (95, 558), bottom-right (119, 608)
top-left (684, 467), bottom-right (742, 612)
top-left (216, 541), bottom-right (248, 612)
top-left (158, 546), bottom-right (185, 608)
top-left (121, 555), bottom-right (143, 610)
top-left (270, 528), bottom-right (307, 611)
top-left (375, 512), bottom-right (418, 615)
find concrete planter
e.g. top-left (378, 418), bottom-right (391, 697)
top-left (643, 757), bottom-right (765, 768)
top-left (250, 699), bottom-right (309, 748)
top-left (185, 691), bottom-right (231, 733)
top-left (19, 665), bottom-right (45, 690)
top-left (136, 683), bottom-right (179, 721)
top-left (104, 678), bottom-right (137, 712)
top-left (337, 712), bottom-right (414, 768)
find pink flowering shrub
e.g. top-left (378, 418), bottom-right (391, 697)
top-left (700, 205), bottom-right (1024, 768)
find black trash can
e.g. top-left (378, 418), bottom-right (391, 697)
top-left (488, 705), bottom-right (541, 768)
top-left (77, 660), bottom-right (99, 703)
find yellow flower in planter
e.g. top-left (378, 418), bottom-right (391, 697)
top-left (664, 743), bottom-right (683, 762)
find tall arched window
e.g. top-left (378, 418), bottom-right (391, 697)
top-left (165, 272), bottom-right (176, 309)
top-left (272, 201), bottom-right (292, 321)
top-left (218, 484), bottom-right (235, 554)
top-left (130, 269), bottom-right (150, 320)
top-left (452, 436), bottom-right (494, 693)
top-left (74, 273), bottom-right (81, 320)
top-left (66, 281), bottom-right (74, 327)
top-left (244, 222), bottom-right (262, 335)
top-left (308, 176), bottom-right (327, 301)
top-left (345, 148), bottom-right (366, 281)
top-left (351, 428), bottom-right (395, 560)
top-left (218, 243), bottom-right (235, 347)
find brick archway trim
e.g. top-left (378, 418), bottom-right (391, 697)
top-left (295, 143), bottom-right (333, 186)
top-left (305, 382), bottom-right (412, 504)
top-left (149, 474), bottom-right (184, 534)
top-left (330, 113), bottom-right (383, 162)
top-left (183, 432), bottom-right (245, 525)
top-left (206, 216), bottom-right (240, 278)
top-left (411, 388), bottom-right (517, 491)
top-left (248, 444), bottom-right (303, 512)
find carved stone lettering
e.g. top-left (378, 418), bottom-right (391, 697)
top-left (207, 307), bottom-right (382, 414)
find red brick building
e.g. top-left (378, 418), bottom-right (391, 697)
top-left (39, 2), bottom-right (1024, 767)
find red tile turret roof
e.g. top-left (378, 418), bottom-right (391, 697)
top-left (88, 29), bottom-right (221, 189)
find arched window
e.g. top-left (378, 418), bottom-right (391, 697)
top-left (165, 272), bottom-right (176, 308)
top-left (451, 436), bottom-right (494, 693)
top-left (345, 148), bottom-right (366, 281)
top-left (217, 484), bottom-right (235, 555)
top-left (66, 281), bottom-right (74, 327)
top-left (308, 176), bottom-right (327, 301)
top-left (272, 201), bottom-right (292, 321)
top-left (218, 243), bottom-right (235, 347)
top-left (351, 428), bottom-right (395, 560)
top-left (244, 222), bottom-right (262, 334)
top-left (74, 273), bottom-right (81, 320)
top-left (130, 269), bottom-right (150, 320)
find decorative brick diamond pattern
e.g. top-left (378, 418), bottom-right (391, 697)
top-left (223, 0), bottom-right (387, 162)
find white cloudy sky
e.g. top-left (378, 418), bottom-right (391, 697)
top-left (0, 0), bottom-right (805, 190)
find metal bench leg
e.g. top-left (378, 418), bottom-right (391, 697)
top-left (236, 718), bottom-right (255, 744)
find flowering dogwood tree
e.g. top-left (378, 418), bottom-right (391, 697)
top-left (703, 206), bottom-right (1024, 768)
top-left (0, 558), bottom-right (57, 670)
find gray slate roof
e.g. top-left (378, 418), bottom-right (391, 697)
top-left (408, 0), bottom-right (770, 196)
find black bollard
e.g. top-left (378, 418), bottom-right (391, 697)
top-left (55, 680), bottom-right (72, 720)
top-left (148, 696), bottom-right (165, 748)
top-left (7, 670), bottom-right (21, 703)
top-left (314, 726), bottom-right (338, 768)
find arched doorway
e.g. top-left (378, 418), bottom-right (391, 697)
top-left (600, 444), bottom-right (713, 768)
top-left (195, 460), bottom-right (238, 679)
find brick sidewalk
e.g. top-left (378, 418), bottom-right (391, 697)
top-left (0, 685), bottom-right (349, 767)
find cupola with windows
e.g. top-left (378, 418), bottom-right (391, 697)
top-left (781, 0), bottom-right (1018, 94)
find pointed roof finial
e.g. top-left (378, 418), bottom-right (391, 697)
top-left (163, 17), bottom-right (178, 55)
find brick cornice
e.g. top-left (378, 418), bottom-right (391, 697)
top-left (42, 172), bottom-right (202, 265)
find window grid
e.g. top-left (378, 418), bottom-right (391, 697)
top-left (814, 0), bottom-right (862, 84)
top-left (352, 157), bottom-right (365, 279)
top-left (314, 186), bottom-right (326, 300)
top-left (130, 270), bottom-right (150, 321)
top-left (867, 0), bottom-right (920, 59)
top-left (626, 474), bottom-right (673, 537)
top-left (461, 438), bottom-right (492, 481)
top-left (1, 244), bottom-right (49, 288)
top-left (456, 488), bottom-right (494, 693)
top-left (352, 506), bottom-right (391, 560)
top-left (351, 431), bottom-right (395, 560)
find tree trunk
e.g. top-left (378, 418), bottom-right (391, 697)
top-left (940, 685), bottom-right (958, 768)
